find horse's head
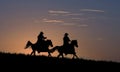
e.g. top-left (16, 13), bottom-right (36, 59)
top-left (25, 41), bottom-right (32, 49)
top-left (46, 39), bottom-right (53, 47)
top-left (71, 40), bottom-right (78, 48)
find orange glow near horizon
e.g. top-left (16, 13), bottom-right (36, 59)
top-left (0, 22), bottom-right (113, 61)
top-left (0, 16), bottom-right (119, 62)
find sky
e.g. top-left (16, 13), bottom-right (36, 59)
top-left (0, 0), bottom-right (120, 62)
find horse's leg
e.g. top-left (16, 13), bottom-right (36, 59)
top-left (31, 50), bottom-right (35, 56)
top-left (74, 54), bottom-right (79, 59)
top-left (33, 51), bottom-right (36, 56)
top-left (73, 54), bottom-right (79, 59)
top-left (57, 54), bottom-right (60, 58)
top-left (48, 51), bottom-right (51, 57)
top-left (57, 53), bottom-right (64, 58)
top-left (30, 51), bottom-right (34, 55)
top-left (72, 54), bottom-right (75, 59)
top-left (61, 53), bottom-right (64, 58)
top-left (57, 53), bottom-right (61, 58)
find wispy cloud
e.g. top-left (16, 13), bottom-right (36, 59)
top-left (71, 18), bottom-right (88, 21)
top-left (78, 24), bottom-right (88, 27)
top-left (80, 9), bottom-right (104, 13)
top-left (43, 18), bottom-right (64, 23)
top-left (62, 23), bottom-right (76, 26)
top-left (62, 23), bottom-right (89, 27)
top-left (63, 13), bottom-right (83, 16)
top-left (49, 14), bottom-right (59, 16)
top-left (72, 18), bottom-right (81, 20)
top-left (48, 10), bottom-right (84, 17)
top-left (48, 10), bottom-right (70, 14)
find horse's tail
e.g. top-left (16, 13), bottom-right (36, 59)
top-left (50, 46), bottom-right (60, 53)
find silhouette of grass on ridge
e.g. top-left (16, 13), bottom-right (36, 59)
top-left (0, 52), bottom-right (119, 65)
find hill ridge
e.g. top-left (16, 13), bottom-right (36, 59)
top-left (0, 52), bottom-right (119, 65)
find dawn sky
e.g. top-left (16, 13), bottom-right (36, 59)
top-left (0, 0), bottom-right (120, 62)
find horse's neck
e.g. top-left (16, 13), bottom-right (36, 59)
top-left (70, 43), bottom-right (75, 48)
top-left (47, 40), bottom-right (52, 46)
top-left (30, 42), bottom-right (34, 47)
top-left (54, 46), bottom-right (60, 50)
top-left (43, 41), bottom-right (50, 47)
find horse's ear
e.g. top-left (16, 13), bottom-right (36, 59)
top-left (28, 40), bottom-right (31, 43)
top-left (48, 39), bottom-right (52, 42)
top-left (74, 40), bottom-right (77, 42)
top-left (48, 39), bottom-right (51, 41)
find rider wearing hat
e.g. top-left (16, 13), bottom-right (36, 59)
top-left (37, 31), bottom-right (47, 48)
top-left (63, 33), bottom-right (71, 47)
top-left (37, 32), bottom-right (47, 41)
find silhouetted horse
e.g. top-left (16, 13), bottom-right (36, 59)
top-left (51, 40), bottom-right (78, 59)
top-left (25, 39), bottom-right (53, 56)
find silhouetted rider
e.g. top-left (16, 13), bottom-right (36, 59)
top-left (63, 33), bottom-right (71, 51)
top-left (37, 31), bottom-right (47, 47)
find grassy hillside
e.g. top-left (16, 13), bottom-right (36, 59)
top-left (0, 52), bottom-right (120, 65)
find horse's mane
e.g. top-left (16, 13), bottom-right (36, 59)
top-left (71, 40), bottom-right (77, 43)
top-left (46, 39), bottom-right (51, 41)
top-left (72, 40), bottom-right (77, 42)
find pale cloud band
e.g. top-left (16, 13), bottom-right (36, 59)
top-left (43, 18), bottom-right (64, 23)
top-left (38, 18), bottom-right (89, 28)
top-left (80, 9), bottom-right (104, 13)
top-left (62, 23), bottom-right (76, 26)
top-left (48, 10), bottom-right (70, 14)
top-left (63, 13), bottom-right (83, 16)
